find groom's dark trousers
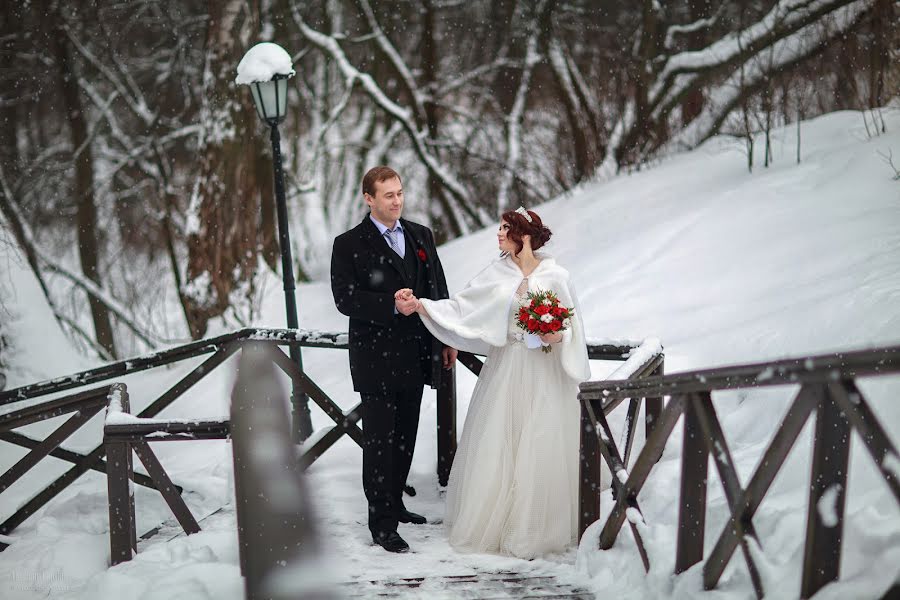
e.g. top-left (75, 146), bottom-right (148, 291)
top-left (331, 215), bottom-right (449, 538)
top-left (359, 385), bottom-right (422, 535)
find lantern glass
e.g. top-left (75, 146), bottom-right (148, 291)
top-left (250, 75), bottom-right (289, 123)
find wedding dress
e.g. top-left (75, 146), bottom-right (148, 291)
top-left (418, 254), bottom-right (590, 558)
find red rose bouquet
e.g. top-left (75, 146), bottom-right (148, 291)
top-left (515, 289), bottom-right (574, 353)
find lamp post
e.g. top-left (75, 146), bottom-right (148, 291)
top-left (237, 43), bottom-right (312, 441)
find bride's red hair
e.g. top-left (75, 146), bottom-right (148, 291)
top-left (500, 209), bottom-right (552, 256)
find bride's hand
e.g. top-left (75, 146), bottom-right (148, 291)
top-left (394, 288), bottom-right (413, 301)
top-left (538, 331), bottom-right (563, 345)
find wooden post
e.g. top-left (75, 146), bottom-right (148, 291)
top-left (801, 386), bottom-right (850, 598)
top-left (105, 383), bottom-right (136, 565)
top-left (645, 360), bottom-right (664, 438)
top-left (231, 344), bottom-right (326, 599)
top-left (436, 364), bottom-right (457, 487)
top-left (675, 393), bottom-right (709, 574)
top-left (578, 398), bottom-right (603, 539)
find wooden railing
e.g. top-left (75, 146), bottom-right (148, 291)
top-left (578, 344), bottom-right (900, 599)
top-left (0, 384), bottom-right (122, 550)
top-left (0, 327), bottom-right (652, 559)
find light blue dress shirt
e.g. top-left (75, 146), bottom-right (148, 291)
top-left (369, 214), bottom-right (406, 258)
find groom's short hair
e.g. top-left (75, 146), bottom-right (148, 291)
top-left (362, 166), bottom-right (402, 197)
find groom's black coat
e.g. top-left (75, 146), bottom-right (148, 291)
top-left (331, 215), bottom-right (450, 393)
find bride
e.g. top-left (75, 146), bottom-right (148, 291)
top-left (397, 207), bottom-right (591, 558)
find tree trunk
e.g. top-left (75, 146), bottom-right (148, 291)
top-left (679, 0), bottom-right (714, 126)
top-left (867, 0), bottom-right (893, 112)
top-left (420, 0), bottom-right (455, 243)
top-left (0, 6), bottom-right (20, 185)
top-left (184, 1), bottom-right (263, 339)
top-left (47, 1), bottom-right (118, 359)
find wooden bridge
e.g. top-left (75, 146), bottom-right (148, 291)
top-left (0, 328), bottom-right (898, 599)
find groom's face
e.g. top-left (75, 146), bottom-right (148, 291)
top-left (365, 177), bottom-right (404, 227)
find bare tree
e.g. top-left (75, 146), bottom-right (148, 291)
top-left (41, 0), bottom-right (119, 358)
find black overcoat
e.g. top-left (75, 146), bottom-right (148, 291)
top-left (331, 215), bottom-right (450, 393)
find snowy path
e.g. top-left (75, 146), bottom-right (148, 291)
top-left (131, 472), bottom-right (597, 600)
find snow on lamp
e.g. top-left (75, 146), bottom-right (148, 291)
top-left (236, 42), bottom-right (295, 124)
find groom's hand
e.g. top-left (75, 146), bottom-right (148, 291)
top-left (395, 295), bottom-right (418, 316)
top-left (442, 347), bottom-right (458, 369)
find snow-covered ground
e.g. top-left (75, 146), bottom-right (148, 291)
top-left (1, 108), bottom-right (899, 599)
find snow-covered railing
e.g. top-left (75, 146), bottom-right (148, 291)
top-left (0, 327), bottom-right (653, 557)
top-left (577, 344), bottom-right (900, 600)
top-left (0, 327), bottom-right (347, 406)
top-left (104, 383), bottom-right (226, 565)
top-left (0, 328), bottom-right (348, 556)
top-left (577, 338), bottom-right (666, 573)
top-left (0, 384), bottom-right (125, 552)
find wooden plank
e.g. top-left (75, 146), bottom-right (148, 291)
top-left (580, 345), bottom-right (900, 401)
top-left (0, 431), bottom-right (169, 492)
top-left (0, 387), bottom-right (109, 432)
top-left (675, 394), bottom-right (709, 574)
top-left (456, 351), bottom-right (483, 376)
top-left (0, 405), bottom-right (101, 493)
top-left (105, 419), bottom-right (230, 442)
top-left (801, 386), bottom-right (851, 599)
top-left (105, 440), bottom-right (134, 565)
top-left (132, 441), bottom-right (200, 535)
top-left (136, 344), bottom-right (239, 420)
top-left (691, 393), bottom-right (764, 598)
top-left (0, 444), bottom-right (106, 535)
top-left (300, 404), bottom-right (362, 469)
top-left (703, 385), bottom-right (817, 590)
top-left (579, 400), bottom-right (603, 539)
top-left (829, 381), bottom-right (900, 503)
top-left (646, 361), bottom-right (664, 438)
top-left (268, 346), bottom-right (364, 447)
top-left (621, 398), bottom-right (642, 468)
top-left (599, 395), bottom-right (684, 552)
top-left (0, 330), bottom-right (250, 406)
top-left (584, 399), bottom-right (651, 571)
top-left (0, 328), bottom-right (354, 407)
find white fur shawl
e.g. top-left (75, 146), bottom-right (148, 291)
top-left (419, 253), bottom-right (591, 382)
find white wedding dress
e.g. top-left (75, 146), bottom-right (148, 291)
top-left (439, 276), bottom-right (582, 558)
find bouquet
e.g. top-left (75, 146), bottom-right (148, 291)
top-left (515, 289), bottom-right (574, 353)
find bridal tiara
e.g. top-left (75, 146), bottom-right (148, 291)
top-left (515, 206), bottom-right (533, 223)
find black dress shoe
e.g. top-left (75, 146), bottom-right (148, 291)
top-left (397, 509), bottom-right (426, 525)
top-left (373, 531), bottom-right (410, 553)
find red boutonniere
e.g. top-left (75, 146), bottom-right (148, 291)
top-left (417, 248), bottom-right (428, 263)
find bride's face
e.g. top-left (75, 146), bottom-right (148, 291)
top-left (497, 220), bottom-right (517, 254)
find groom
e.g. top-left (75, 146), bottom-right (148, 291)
top-left (330, 166), bottom-right (457, 553)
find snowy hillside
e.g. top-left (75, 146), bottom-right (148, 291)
top-left (0, 108), bottom-right (898, 599)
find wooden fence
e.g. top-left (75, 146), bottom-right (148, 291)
top-left (578, 344), bottom-right (900, 599)
top-left (0, 327), bottom-right (652, 561)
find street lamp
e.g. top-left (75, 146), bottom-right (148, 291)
top-left (236, 42), bottom-right (312, 441)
